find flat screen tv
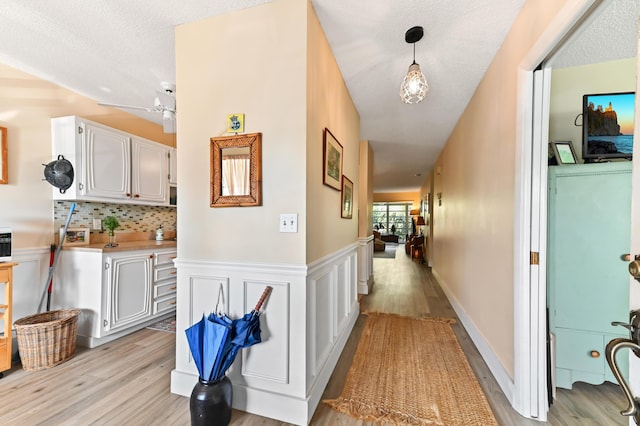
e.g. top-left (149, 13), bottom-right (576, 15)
top-left (582, 91), bottom-right (635, 161)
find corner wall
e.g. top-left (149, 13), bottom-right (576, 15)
top-left (172, 1), bottom-right (360, 423)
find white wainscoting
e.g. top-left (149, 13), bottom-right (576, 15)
top-left (357, 236), bottom-right (373, 294)
top-left (171, 243), bottom-right (360, 425)
top-left (0, 247), bottom-right (51, 357)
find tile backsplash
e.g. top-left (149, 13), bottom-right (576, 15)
top-left (54, 201), bottom-right (177, 233)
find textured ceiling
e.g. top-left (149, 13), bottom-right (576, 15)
top-left (0, 0), bottom-right (635, 193)
top-left (549, 0), bottom-right (638, 68)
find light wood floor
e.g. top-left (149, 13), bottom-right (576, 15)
top-left (0, 245), bottom-right (627, 425)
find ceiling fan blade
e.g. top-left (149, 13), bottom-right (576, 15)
top-left (98, 102), bottom-right (156, 113)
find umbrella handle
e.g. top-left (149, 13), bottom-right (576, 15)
top-left (254, 286), bottom-right (272, 312)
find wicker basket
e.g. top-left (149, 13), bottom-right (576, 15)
top-left (14, 309), bottom-right (81, 371)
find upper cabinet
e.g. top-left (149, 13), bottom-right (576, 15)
top-left (51, 116), bottom-right (172, 206)
top-left (168, 147), bottom-right (177, 185)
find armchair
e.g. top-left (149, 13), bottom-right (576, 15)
top-left (373, 230), bottom-right (386, 252)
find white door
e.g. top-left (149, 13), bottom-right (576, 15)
top-left (625, 35), bottom-right (640, 420)
top-left (82, 122), bottom-right (131, 200)
top-left (104, 253), bottom-right (153, 333)
top-left (169, 147), bottom-right (177, 185)
top-left (131, 137), bottom-right (168, 203)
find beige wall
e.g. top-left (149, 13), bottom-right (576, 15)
top-left (0, 63), bottom-right (171, 249)
top-left (306, 0), bottom-right (360, 260)
top-left (359, 141), bottom-right (374, 238)
top-left (428, 0), bottom-right (572, 378)
top-left (550, 58), bottom-right (636, 161)
top-left (175, 0), bottom-right (359, 264)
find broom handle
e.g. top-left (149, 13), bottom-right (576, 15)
top-left (37, 202), bottom-right (76, 313)
top-left (254, 286), bottom-right (272, 312)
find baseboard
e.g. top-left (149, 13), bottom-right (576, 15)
top-left (77, 311), bottom-right (175, 348)
top-left (431, 269), bottom-right (515, 406)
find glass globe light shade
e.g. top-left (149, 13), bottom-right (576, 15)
top-left (400, 63), bottom-right (428, 104)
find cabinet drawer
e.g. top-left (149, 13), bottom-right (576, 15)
top-left (155, 251), bottom-right (176, 267)
top-left (555, 329), bottom-right (604, 373)
top-left (154, 295), bottom-right (176, 315)
top-left (154, 281), bottom-right (177, 299)
top-left (155, 267), bottom-right (176, 282)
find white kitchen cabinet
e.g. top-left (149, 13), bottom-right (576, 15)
top-left (53, 246), bottom-right (176, 348)
top-left (51, 116), bottom-right (169, 206)
top-left (169, 147), bottom-right (177, 185)
top-left (131, 136), bottom-right (168, 203)
top-left (103, 251), bottom-right (153, 333)
top-left (153, 250), bottom-right (177, 314)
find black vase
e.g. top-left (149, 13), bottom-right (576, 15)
top-left (189, 376), bottom-right (232, 426)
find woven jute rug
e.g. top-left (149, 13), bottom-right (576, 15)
top-left (324, 312), bottom-right (498, 425)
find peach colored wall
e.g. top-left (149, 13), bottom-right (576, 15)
top-left (175, 0), bottom-right (358, 264)
top-left (0, 63), bottom-right (171, 249)
top-left (176, 0), bottom-right (307, 264)
top-left (306, 0), bottom-right (360, 260)
top-left (359, 141), bottom-right (374, 237)
top-left (373, 191), bottom-right (419, 209)
top-left (429, 0), bottom-right (571, 377)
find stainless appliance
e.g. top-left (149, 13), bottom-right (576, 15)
top-left (0, 228), bottom-right (11, 262)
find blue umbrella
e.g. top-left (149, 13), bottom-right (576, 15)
top-left (186, 286), bottom-right (272, 382)
top-left (185, 313), bottom-right (232, 381)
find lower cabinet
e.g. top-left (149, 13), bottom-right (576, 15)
top-left (104, 252), bottom-right (153, 333)
top-left (54, 247), bottom-right (176, 348)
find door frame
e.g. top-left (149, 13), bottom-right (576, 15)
top-left (513, 0), bottom-right (601, 420)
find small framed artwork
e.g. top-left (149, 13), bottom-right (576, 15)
top-left (550, 141), bottom-right (578, 165)
top-left (341, 175), bottom-right (353, 219)
top-left (226, 114), bottom-right (245, 133)
top-left (60, 227), bottom-right (90, 246)
top-left (323, 128), bottom-right (343, 191)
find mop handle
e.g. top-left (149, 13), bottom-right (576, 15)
top-left (254, 286), bottom-right (272, 312)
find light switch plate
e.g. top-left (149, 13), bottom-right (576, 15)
top-left (279, 213), bottom-right (297, 233)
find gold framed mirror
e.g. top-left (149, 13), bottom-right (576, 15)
top-left (210, 132), bottom-right (262, 207)
top-left (0, 126), bottom-right (7, 184)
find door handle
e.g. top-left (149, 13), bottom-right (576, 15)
top-left (628, 254), bottom-right (640, 282)
top-left (611, 310), bottom-right (640, 357)
top-left (606, 338), bottom-right (640, 424)
top-left (607, 310), bottom-right (640, 424)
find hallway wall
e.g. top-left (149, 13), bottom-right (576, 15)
top-left (427, 0), bottom-right (573, 382)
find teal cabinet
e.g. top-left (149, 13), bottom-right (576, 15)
top-left (548, 162), bottom-right (631, 389)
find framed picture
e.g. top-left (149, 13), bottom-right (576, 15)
top-left (226, 114), bottom-right (245, 133)
top-left (550, 141), bottom-right (578, 165)
top-left (60, 227), bottom-right (90, 246)
top-left (323, 128), bottom-right (343, 190)
top-left (341, 175), bottom-right (353, 219)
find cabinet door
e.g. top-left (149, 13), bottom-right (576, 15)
top-left (82, 122), bottom-right (131, 199)
top-left (131, 137), bottom-right (168, 203)
top-left (104, 253), bottom-right (153, 333)
top-left (169, 148), bottom-right (177, 185)
top-left (548, 164), bottom-right (631, 334)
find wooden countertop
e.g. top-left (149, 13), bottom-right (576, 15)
top-left (63, 239), bottom-right (176, 253)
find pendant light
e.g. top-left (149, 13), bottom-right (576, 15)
top-left (400, 26), bottom-right (428, 104)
